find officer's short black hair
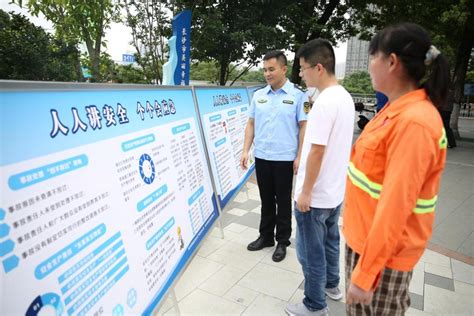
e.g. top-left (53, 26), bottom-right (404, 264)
top-left (263, 50), bottom-right (287, 66)
top-left (296, 39), bottom-right (335, 75)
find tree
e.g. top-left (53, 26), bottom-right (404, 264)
top-left (123, 0), bottom-right (172, 84)
top-left (0, 10), bottom-right (50, 80)
top-left (115, 64), bottom-right (148, 84)
top-left (238, 68), bottom-right (265, 83)
top-left (466, 58), bottom-right (474, 82)
top-left (353, 0), bottom-right (474, 138)
top-left (190, 61), bottom-right (267, 84)
top-left (16, 0), bottom-right (119, 82)
top-left (443, 0), bottom-right (473, 137)
top-left (275, 0), bottom-right (357, 84)
top-left (174, 0), bottom-right (287, 86)
top-left (341, 71), bottom-right (374, 95)
top-left (0, 9), bottom-right (75, 81)
top-left (190, 61), bottom-right (219, 83)
top-left (46, 37), bottom-right (79, 81)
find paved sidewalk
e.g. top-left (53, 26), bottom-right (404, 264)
top-left (422, 118), bottom-right (473, 262)
top-left (157, 118), bottom-right (473, 315)
top-left (157, 182), bottom-right (473, 315)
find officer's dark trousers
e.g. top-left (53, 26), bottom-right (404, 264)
top-left (255, 158), bottom-right (293, 246)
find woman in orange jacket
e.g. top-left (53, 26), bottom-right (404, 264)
top-left (343, 22), bottom-right (449, 315)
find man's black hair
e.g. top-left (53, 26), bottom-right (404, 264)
top-left (296, 39), bottom-right (335, 75)
top-left (263, 50), bottom-right (287, 66)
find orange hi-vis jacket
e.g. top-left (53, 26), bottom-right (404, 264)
top-left (343, 89), bottom-right (447, 291)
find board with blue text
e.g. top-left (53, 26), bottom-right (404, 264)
top-left (0, 82), bottom-right (219, 316)
top-left (194, 87), bottom-right (255, 209)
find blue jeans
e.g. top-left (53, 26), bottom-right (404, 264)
top-left (294, 203), bottom-right (341, 311)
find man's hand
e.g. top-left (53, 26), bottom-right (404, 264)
top-left (346, 282), bottom-right (373, 305)
top-left (240, 152), bottom-right (249, 170)
top-left (296, 192), bottom-right (311, 212)
top-left (293, 157), bottom-right (300, 174)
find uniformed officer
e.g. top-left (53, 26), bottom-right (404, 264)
top-left (240, 50), bottom-right (308, 262)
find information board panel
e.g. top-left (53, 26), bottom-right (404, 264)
top-left (0, 82), bottom-right (219, 316)
top-left (194, 87), bottom-right (255, 209)
top-left (247, 85), bottom-right (263, 103)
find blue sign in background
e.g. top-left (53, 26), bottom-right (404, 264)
top-left (172, 10), bottom-right (192, 85)
top-left (122, 54), bottom-right (135, 63)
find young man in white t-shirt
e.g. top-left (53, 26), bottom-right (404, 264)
top-left (285, 39), bottom-right (355, 316)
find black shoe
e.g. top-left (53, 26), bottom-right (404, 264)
top-left (272, 243), bottom-right (287, 262)
top-left (247, 236), bottom-right (275, 251)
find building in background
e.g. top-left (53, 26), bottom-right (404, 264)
top-left (335, 62), bottom-right (346, 80)
top-left (345, 36), bottom-right (369, 76)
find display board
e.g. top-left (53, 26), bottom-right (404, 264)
top-left (194, 87), bottom-right (255, 209)
top-left (246, 85), bottom-right (264, 103)
top-left (0, 82), bottom-right (219, 316)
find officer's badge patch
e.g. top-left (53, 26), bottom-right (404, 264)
top-left (283, 100), bottom-right (294, 104)
top-left (304, 101), bottom-right (311, 114)
top-left (257, 99), bottom-right (268, 103)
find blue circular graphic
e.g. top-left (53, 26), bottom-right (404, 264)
top-left (138, 153), bottom-right (155, 185)
top-left (127, 288), bottom-right (138, 308)
top-left (26, 293), bottom-right (63, 316)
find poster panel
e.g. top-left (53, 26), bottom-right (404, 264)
top-left (194, 87), bottom-right (255, 209)
top-left (0, 82), bottom-right (219, 316)
top-left (246, 85), bottom-right (264, 103)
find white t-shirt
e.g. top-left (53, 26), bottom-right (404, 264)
top-left (294, 85), bottom-right (355, 208)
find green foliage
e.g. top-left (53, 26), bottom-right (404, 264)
top-left (190, 61), bottom-right (219, 82)
top-left (270, 0), bottom-right (357, 83)
top-left (190, 61), bottom-right (266, 84)
top-left (0, 9), bottom-right (75, 81)
top-left (465, 48), bottom-right (474, 83)
top-left (114, 64), bottom-right (148, 84)
top-left (46, 37), bottom-right (78, 81)
top-left (174, 0), bottom-right (287, 85)
top-left (353, 0), bottom-right (465, 65)
top-left (353, 0), bottom-right (474, 133)
top-left (341, 71), bottom-right (374, 95)
top-left (123, 1), bottom-right (171, 84)
top-left (466, 71), bottom-right (474, 83)
top-left (238, 69), bottom-right (265, 83)
top-left (16, 0), bottom-right (119, 82)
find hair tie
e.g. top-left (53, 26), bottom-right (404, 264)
top-left (424, 45), bottom-right (440, 66)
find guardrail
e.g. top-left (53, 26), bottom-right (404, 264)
top-left (459, 102), bottom-right (473, 118)
top-left (350, 93), bottom-right (376, 105)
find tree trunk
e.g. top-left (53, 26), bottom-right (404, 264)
top-left (219, 60), bottom-right (228, 86)
top-left (73, 47), bottom-right (84, 82)
top-left (90, 49), bottom-right (101, 82)
top-left (291, 58), bottom-right (302, 84)
top-left (290, 31), bottom-right (310, 84)
top-left (450, 6), bottom-right (474, 139)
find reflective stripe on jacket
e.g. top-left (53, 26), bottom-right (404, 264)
top-left (343, 89), bottom-right (447, 291)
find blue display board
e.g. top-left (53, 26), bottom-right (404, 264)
top-left (246, 85), bottom-right (264, 103)
top-left (0, 82), bottom-right (219, 316)
top-left (194, 87), bottom-right (255, 209)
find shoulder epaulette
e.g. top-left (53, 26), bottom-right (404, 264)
top-left (254, 85), bottom-right (266, 91)
top-left (293, 84), bottom-right (307, 92)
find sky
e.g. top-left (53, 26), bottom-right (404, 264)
top-left (1, 1), bottom-right (347, 67)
